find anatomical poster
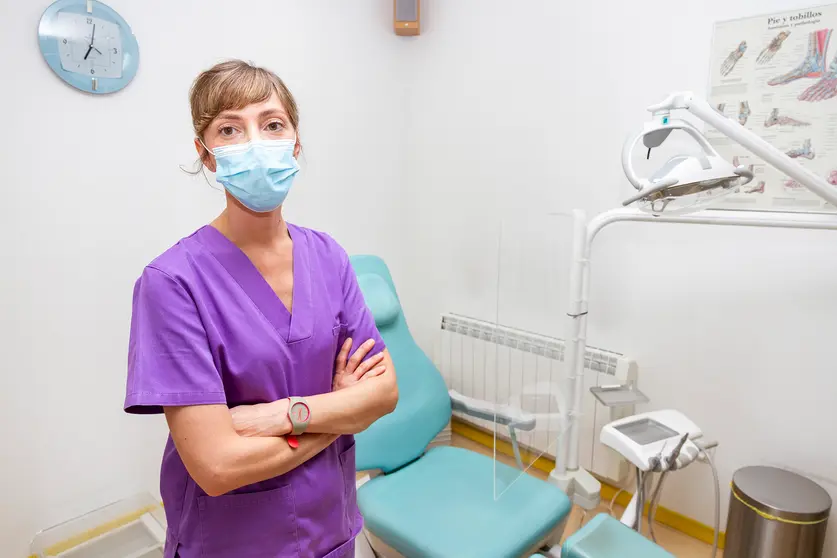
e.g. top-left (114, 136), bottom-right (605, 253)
top-left (708, 4), bottom-right (837, 212)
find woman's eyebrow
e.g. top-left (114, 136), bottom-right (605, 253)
top-left (259, 109), bottom-right (288, 119)
top-left (215, 112), bottom-right (244, 121)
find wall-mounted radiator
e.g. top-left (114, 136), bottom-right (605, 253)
top-left (435, 313), bottom-right (639, 484)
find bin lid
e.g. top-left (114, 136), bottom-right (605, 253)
top-left (732, 466), bottom-right (832, 523)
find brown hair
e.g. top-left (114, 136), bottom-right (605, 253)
top-left (189, 60), bottom-right (300, 162)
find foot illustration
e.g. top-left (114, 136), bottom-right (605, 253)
top-left (747, 181), bottom-right (766, 194)
top-left (758, 31), bottom-right (791, 64)
top-left (786, 139), bottom-right (815, 160)
top-left (799, 51), bottom-right (837, 102)
top-left (738, 101), bottom-right (751, 125)
top-left (764, 108), bottom-right (811, 127)
top-left (721, 41), bottom-right (747, 76)
top-left (768, 29), bottom-right (831, 86)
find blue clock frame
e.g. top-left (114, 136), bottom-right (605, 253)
top-left (38, 0), bottom-right (139, 94)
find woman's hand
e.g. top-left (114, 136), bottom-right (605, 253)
top-left (333, 338), bottom-right (387, 392)
top-left (230, 399), bottom-right (292, 438)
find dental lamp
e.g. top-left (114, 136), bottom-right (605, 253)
top-left (549, 91), bottom-right (837, 513)
top-left (622, 92), bottom-right (837, 214)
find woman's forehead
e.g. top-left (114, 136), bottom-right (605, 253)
top-left (215, 92), bottom-right (287, 121)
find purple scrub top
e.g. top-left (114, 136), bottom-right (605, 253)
top-left (124, 224), bottom-right (385, 558)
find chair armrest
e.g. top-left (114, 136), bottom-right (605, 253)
top-left (449, 390), bottom-right (536, 431)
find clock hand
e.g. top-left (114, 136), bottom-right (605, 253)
top-left (85, 24), bottom-right (102, 58)
top-left (84, 24), bottom-right (97, 60)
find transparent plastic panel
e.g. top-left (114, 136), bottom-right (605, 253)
top-left (491, 212), bottom-right (575, 499)
top-left (30, 492), bottom-right (165, 558)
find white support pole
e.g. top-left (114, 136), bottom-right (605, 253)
top-left (556, 209), bottom-right (588, 475)
top-left (553, 206), bottom-right (837, 502)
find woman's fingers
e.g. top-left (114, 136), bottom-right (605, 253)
top-left (230, 405), bottom-right (265, 436)
top-left (346, 339), bottom-right (376, 372)
top-left (364, 365), bottom-right (387, 379)
top-left (352, 352), bottom-right (385, 380)
top-left (335, 338), bottom-right (353, 372)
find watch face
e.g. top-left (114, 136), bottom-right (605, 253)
top-left (56, 12), bottom-right (123, 78)
top-left (291, 402), bottom-right (310, 423)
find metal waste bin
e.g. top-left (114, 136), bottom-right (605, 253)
top-left (725, 466), bottom-right (831, 558)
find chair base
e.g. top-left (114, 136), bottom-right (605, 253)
top-left (364, 515), bottom-right (568, 558)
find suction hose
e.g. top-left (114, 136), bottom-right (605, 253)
top-left (647, 453), bottom-right (720, 558)
top-left (703, 451), bottom-right (721, 558)
top-left (647, 471), bottom-right (668, 543)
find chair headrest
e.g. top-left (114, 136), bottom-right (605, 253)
top-left (357, 274), bottom-right (401, 327)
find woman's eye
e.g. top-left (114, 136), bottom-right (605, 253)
top-left (266, 121), bottom-right (284, 132)
top-left (220, 126), bottom-right (236, 137)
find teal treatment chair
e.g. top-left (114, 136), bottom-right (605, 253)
top-left (350, 255), bottom-right (573, 558)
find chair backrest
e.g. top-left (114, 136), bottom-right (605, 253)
top-left (350, 255), bottom-right (452, 473)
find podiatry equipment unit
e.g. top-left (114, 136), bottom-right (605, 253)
top-left (553, 91), bottom-right (837, 558)
top-left (600, 410), bottom-right (720, 549)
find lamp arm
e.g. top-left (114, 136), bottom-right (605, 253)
top-left (671, 93), bottom-right (837, 207)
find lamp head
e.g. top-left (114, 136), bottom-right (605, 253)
top-left (622, 116), bottom-right (754, 215)
top-left (631, 153), bottom-right (748, 215)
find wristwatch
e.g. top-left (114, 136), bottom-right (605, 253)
top-left (286, 397), bottom-right (311, 449)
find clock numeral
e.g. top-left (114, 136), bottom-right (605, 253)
top-left (62, 38), bottom-right (68, 44)
top-left (86, 17), bottom-right (93, 24)
top-left (90, 69), bottom-right (95, 75)
top-left (113, 48), bottom-right (118, 54)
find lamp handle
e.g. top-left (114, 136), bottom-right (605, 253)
top-left (623, 117), bottom-right (714, 192)
top-left (621, 132), bottom-right (649, 192)
top-left (734, 166), bottom-right (755, 187)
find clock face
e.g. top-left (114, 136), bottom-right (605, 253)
top-left (38, 0), bottom-right (139, 94)
top-left (56, 12), bottom-right (123, 78)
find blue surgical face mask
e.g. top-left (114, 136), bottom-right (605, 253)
top-left (208, 138), bottom-right (300, 213)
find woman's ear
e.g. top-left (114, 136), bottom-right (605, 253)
top-left (294, 137), bottom-right (301, 159)
top-left (194, 137), bottom-right (216, 172)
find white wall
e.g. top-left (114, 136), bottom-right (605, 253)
top-left (0, 2), bottom-right (407, 556)
top-left (401, 0), bottom-right (837, 555)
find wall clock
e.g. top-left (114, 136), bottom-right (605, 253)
top-left (38, 0), bottom-right (139, 94)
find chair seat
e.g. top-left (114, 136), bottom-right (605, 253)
top-left (561, 513), bottom-right (674, 558)
top-left (358, 446), bottom-right (572, 558)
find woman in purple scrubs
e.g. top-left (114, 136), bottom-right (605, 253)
top-left (124, 60), bottom-right (398, 558)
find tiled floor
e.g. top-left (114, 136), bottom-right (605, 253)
top-left (452, 434), bottom-right (722, 557)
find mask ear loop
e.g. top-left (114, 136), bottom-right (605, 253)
top-left (179, 137), bottom-right (220, 191)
